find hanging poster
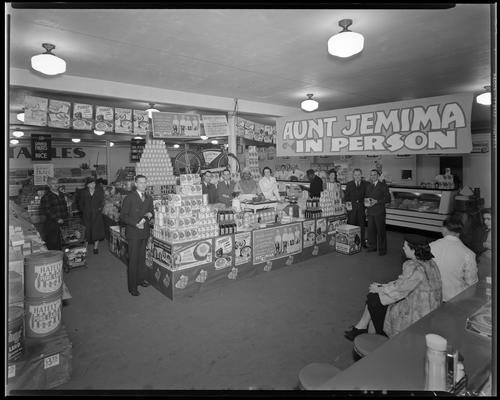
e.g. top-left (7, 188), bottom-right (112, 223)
top-left (33, 163), bottom-right (54, 186)
top-left (252, 222), bottom-right (302, 264)
top-left (133, 110), bottom-right (149, 135)
top-left (201, 115), bottom-right (228, 137)
top-left (214, 235), bottom-right (234, 270)
top-left (152, 112), bottom-right (200, 138)
top-left (303, 220), bottom-right (316, 248)
top-left (47, 99), bottom-right (71, 129)
top-left (95, 106), bottom-right (114, 132)
top-left (130, 137), bottom-right (146, 162)
top-left (31, 134), bottom-right (52, 161)
top-left (24, 95), bottom-right (48, 126)
top-left (114, 108), bottom-right (133, 134)
top-left (277, 94), bottom-right (473, 156)
top-left (73, 103), bottom-right (94, 130)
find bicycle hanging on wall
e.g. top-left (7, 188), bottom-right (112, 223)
top-left (173, 144), bottom-right (240, 175)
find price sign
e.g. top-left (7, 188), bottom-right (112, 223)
top-left (31, 134), bottom-right (52, 161)
top-left (33, 163), bottom-right (54, 186)
top-left (130, 138), bottom-right (146, 162)
top-left (44, 353), bottom-right (60, 369)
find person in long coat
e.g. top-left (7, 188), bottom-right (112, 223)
top-left (78, 176), bottom-right (105, 254)
top-left (344, 234), bottom-right (442, 340)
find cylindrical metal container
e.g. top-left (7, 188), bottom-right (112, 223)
top-left (24, 251), bottom-right (63, 299)
top-left (24, 294), bottom-right (62, 338)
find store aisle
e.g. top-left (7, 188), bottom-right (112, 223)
top-left (57, 230), bottom-right (407, 390)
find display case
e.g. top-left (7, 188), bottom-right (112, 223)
top-left (386, 186), bottom-right (457, 232)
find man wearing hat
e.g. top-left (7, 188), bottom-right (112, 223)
top-left (78, 176), bottom-right (105, 254)
top-left (40, 177), bottom-right (69, 250)
top-left (120, 174), bottom-right (154, 296)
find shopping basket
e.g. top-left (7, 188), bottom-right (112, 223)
top-left (60, 217), bottom-right (86, 246)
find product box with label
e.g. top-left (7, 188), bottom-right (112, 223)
top-left (152, 237), bottom-right (214, 271)
top-left (7, 325), bottom-right (72, 391)
top-left (335, 224), bottom-right (362, 255)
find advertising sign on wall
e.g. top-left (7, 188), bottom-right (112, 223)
top-left (130, 138), bottom-right (146, 162)
top-left (33, 164), bottom-right (54, 186)
top-left (95, 106), bottom-right (114, 132)
top-left (276, 94), bottom-right (473, 156)
top-left (114, 108), bottom-right (133, 134)
top-left (47, 99), bottom-right (71, 129)
top-left (152, 112), bottom-right (201, 138)
top-left (31, 134), bottom-right (52, 161)
top-left (133, 110), bottom-right (149, 135)
top-left (202, 115), bottom-right (228, 137)
top-left (24, 95), bottom-right (48, 126)
top-left (72, 103), bottom-right (94, 130)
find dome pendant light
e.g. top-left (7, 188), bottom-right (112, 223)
top-left (31, 43), bottom-right (67, 75)
top-left (476, 85), bottom-right (491, 106)
top-left (328, 19), bottom-right (364, 58)
top-left (300, 94), bottom-right (319, 112)
top-left (145, 103), bottom-right (160, 119)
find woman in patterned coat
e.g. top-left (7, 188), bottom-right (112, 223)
top-left (344, 234), bottom-right (442, 340)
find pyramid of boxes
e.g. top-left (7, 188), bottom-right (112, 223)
top-left (135, 140), bottom-right (176, 186)
top-left (246, 146), bottom-right (260, 180)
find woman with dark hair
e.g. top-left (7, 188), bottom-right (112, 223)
top-left (258, 167), bottom-right (281, 201)
top-left (78, 176), bottom-right (106, 254)
top-left (344, 234), bottom-right (442, 340)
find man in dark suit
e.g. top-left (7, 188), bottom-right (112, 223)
top-left (120, 175), bottom-right (154, 296)
top-left (365, 169), bottom-right (392, 256)
top-left (201, 171), bottom-right (218, 204)
top-left (300, 169), bottom-right (323, 198)
top-left (344, 168), bottom-right (368, 248)
top-left (40, 177), bottom-right (69, 250)
top-left (216, 169), bottom-right (236, 207)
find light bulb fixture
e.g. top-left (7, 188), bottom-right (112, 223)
top-left (133, 136), bottom-right (144, 140)
top-left (94, 129), bottom-right (105, 136)
top-left (200, 135), bottom-right (208, 140)
top-left (16, 112), bottom-right (25, 122)
top-left (109, 141), bottom-right (115, 147)
top-left (31, 43), bottom-right (67, 75)
top-left (10, 139), bottom-right (19, 145)
top-left (12, 131), bottom-right (24, 138)
top-left (211, 140), bottom-right (218, 145)
top-left (72, 138), bottom-right (81, 143)
top-left (300, 94), bottom-right (319, 112)
top-left (145, 103), bottom-right (160, 119)
top-left (328, 19), bottom-right (364, 58)
top-left (476, 85), bottom-right (491, 106)
top-left (173, 144), bottom-right (180, 148)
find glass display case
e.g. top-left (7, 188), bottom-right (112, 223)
top-left (386, 186), bottom-right (457, 232)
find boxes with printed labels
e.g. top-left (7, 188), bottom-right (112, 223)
top-left (174, 184), bottom-right (203, 196)
top-left (335, 224), bottom-right (362, 255)
top-left (7, 325), bottom-right (72, 391)
top-left (152, 237), bottom-right (214, 271)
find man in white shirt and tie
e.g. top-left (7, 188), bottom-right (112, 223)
top-left (430, 214), bottom-right (478, 302)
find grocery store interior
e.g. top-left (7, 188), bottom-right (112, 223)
top-left (7, 4), bottom-right (494, 394)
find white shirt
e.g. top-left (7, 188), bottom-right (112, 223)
top-left (430, 235), bottom-right (478, 301)
top-left (258, 176), bottom-right (280, 200)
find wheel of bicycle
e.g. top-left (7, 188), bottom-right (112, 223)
top-left (173, 150), bottom-right (203, 175)
top-left (216, 153), bottom-right (241, 173)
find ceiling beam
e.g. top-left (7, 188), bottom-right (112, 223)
top-left (10, 67), bottom-right (298, 117)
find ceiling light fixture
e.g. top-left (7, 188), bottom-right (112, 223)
top-left (12, 131), bottom-right (24, 138)
top-left (146, 103), bottom-right (160, 119)
top-left (211, 140), bottom-right (218, 145)
top-left (173, 144), bottom-right (180, 148)
top-left (94, 129), bottom-right (105, 136)
top-left (31, 43), bottom-right (67, 75)
top-left (17, 112), bottom-right (25, 122)
top-left (476, 85), bottom-right (491, 106)
top-left (72, 138), bottom-right (81, 143)
top-left (200, 135), bottom-right (208, 140)
top-left (109, 142), bottom-right (115, 147)
top-left (10, 139), bottom-right (19, 145)
top-left (300, 94), bottom-right (319, 112)
top-left (134, 136), bottom-right (144, 140)
top-left (328, 19), bottom-right (364, 58)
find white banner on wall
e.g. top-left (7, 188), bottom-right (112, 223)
top-left (276, 93), bottom-right (473, 156)
top-left (201, 115), bottom-right (229, 137)
top-left (33, 164), bottom-right (54, 185)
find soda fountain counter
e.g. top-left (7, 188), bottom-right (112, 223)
top-left (385, 185), bottom-right (458, 233)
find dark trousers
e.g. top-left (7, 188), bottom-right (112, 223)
top-left (366, 292), bottom-right (388, 336)
top-left (367, 213), bottom-right (387, 254)
top-left (44, 220), bottom-right (62, 250)
top-left (347, 204), bottom-right (366, 244)
top-left (127, 237), bottom-right (148, 292)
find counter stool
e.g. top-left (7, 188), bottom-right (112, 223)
top-left (353, 333), bottom-right (389, 358)
top-left (298, 363), bottom-right (340, 390)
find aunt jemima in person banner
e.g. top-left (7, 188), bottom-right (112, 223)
top-left (276, 93), bottom-right (473, 156)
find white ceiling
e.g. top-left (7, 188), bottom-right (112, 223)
top-left (7, 4), bottom-right (493, 130)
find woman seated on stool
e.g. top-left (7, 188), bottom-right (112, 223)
top-left (344, 234), bottom-right (442, 341)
